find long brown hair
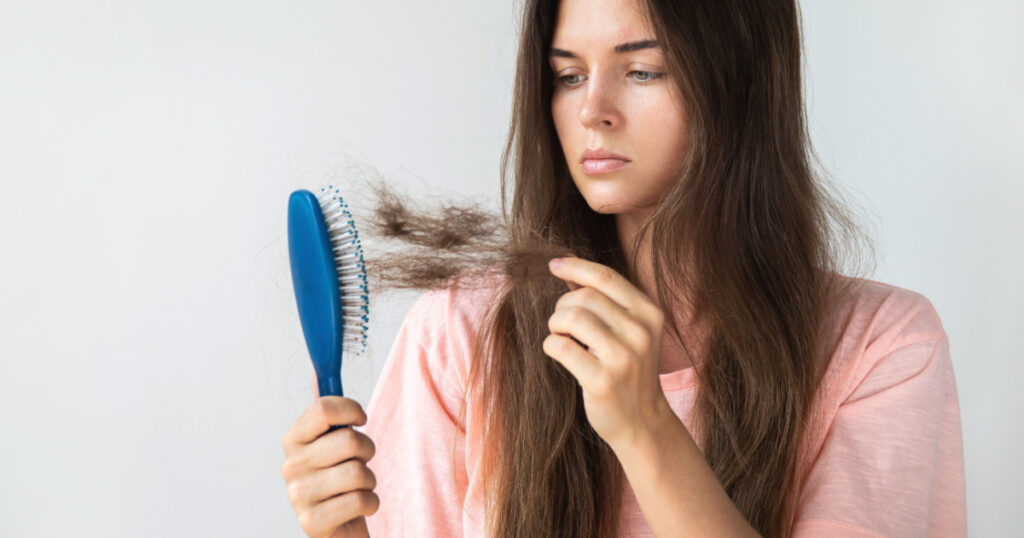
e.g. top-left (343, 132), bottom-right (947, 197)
top-left (349, 0), bottom-right (875, 536)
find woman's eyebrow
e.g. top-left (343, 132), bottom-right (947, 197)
top-left (549, 39), bottom-right (660, 58)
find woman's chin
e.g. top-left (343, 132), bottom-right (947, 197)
top-left (590, 203), bottom-right (625, 214)
top-left (579, 191), bottom-right (637, 214)
top-left (580, 195), bottom-right (658, 220)
top-left (584, 200), bottom-right (641, 215)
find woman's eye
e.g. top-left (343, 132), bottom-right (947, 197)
top-left (557, 74), bottom-right (583, 87)
top-left (630, 70), bottom-right (664, 83)
top-left (554, 71), bottom-right (664, 88)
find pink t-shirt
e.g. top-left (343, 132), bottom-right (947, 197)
top-left (359, 275), bottom-right (967, 537)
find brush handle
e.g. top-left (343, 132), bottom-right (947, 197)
top-left (317, 374), bottom-right (345, 399)
top-left (320, 375), bottom-right (348, 432)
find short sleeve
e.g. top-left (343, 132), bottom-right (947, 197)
top-left (793, 297), bottom-right (967, 537)
top-left (359, 289), bottom-right (469, 537)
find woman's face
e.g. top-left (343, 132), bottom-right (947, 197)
top-left (549, 0), bottom-right (690, 221)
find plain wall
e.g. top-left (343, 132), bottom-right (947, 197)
top-left (0, 1), bottom-right (1020, 536)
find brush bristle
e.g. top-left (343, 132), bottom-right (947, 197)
top-left (316, 185), bottom-right (370, 357)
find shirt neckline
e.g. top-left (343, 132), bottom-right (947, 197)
top-left (659, 365), bottom-right (696, 391)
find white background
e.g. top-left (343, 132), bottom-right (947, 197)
top-left (1, 1), bottom-right (1020, 536)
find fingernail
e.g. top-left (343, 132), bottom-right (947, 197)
top-left (549, 257), bottom-right (564, 270)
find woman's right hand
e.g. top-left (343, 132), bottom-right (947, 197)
top-left (281, 384), bottom-right (378, 538)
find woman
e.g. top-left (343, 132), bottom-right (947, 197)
top-left (281, 0), bottom-right (967, 536)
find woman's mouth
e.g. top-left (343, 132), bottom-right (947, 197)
top-left (581, 159), bottom-right (630, 174)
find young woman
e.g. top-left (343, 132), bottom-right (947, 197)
top-left (281, 0), bottom-right (967, 536)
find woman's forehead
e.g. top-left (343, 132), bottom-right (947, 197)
top-left (550, 0), bottom-right (654, 50)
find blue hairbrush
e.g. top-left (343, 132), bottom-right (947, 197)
top-left (287, 185), bottom-right (370, 432)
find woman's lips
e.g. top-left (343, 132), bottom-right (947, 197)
top-left (581, 158), bottom-right (629, 174)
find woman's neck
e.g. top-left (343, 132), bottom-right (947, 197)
top-left (615, 210), bottom-right (656, 298)
top-left (615, 211), bottom-right (704, 374)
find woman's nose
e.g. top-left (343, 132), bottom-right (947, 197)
top-left (578, 71), bottom-right (622, 129)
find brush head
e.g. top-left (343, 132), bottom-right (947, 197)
top-left (287, 186), bottom-right (370, 398)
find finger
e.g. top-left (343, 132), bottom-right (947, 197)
top-left (307, 459), bottom-right (378, 504)
top-left (303, 491), bottom-right (379, 537)
top-left (310, 373), bottom-right (364, 430)
top-left (282, 427), bottom-right (376, 490)
top-left (547, 305), bottom-right (629, 360)
top-left (284, 397), bottom-right (368, 451)
top-left (556, 288), bottom-right (656, 354)
top-left (333, 515), bottom-right (369, 538)
top-left (549, 257), bottom-right (654, 318)
top-left (308, 427), bottom-right (377, 470)
top-left (287, 457), bottom-right (376, 507)
top-left (555, 287), bottom-right (636, 339)
top-left (542, 333), bottom-right (603, 389)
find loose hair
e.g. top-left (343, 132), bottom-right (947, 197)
top-left (345, 0), bottom-right (877, 536)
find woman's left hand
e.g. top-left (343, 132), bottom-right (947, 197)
top-left (544, 255), bottom-right (672, 451)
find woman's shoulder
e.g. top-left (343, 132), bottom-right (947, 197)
top-left (370, 269), bottom-right (507, 420)
top-left (820, 274), bottom-right (950, 402)
top-left (405, 267), bottom-right (508, 334)
top-left (397, 267), bottom-right (508, 380)
top-left (828, 274), bottom-right (947, 347)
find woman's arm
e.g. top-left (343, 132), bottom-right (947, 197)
top-left (614, 404), bottom-right (761, 538)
